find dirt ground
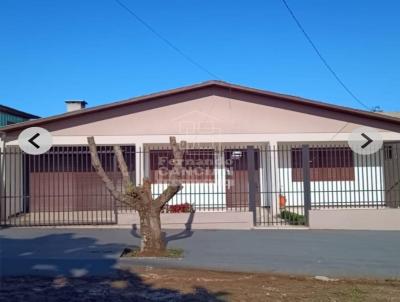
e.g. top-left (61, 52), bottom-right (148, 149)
top-left (1, 266), bottom-right (399, 302)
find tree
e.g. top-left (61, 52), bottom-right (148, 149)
top-left (87, 136), bottom-right (186, 255)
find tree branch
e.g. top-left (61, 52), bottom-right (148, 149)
top-left (155, 184), bottom-right (182, 209)
top-left (88, 137), bottom-right (140, 210)
top-left (169, 136), bottom-right (186, 186)
top-left (87, 137), bottom-right (123, 201)
top-left (155, 136), bottom-right (186, 208)
top-left (113, 145), bottom-right (131, 188)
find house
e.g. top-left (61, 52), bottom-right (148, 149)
top-left (0, 104), bottom-right (39, 127)
top-left (0, 81), bottom-right (400, 230)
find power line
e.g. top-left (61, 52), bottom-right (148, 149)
top-left (281, 0), bottom-right (371, 111)
top-left (114, 0), bottom-right (220, 79)
top-left (330, 122), bottom-right (350, 141)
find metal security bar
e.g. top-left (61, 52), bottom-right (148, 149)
top-left (0, 145), bottom-right (135, 226)
top-left (136, 145), bottom-right (262, 213)
top-left (1, 142), bottom-right (399, 227)
top-left (256, 143), bottom-right (400, 226)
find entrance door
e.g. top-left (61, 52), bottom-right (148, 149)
top-left (383, 143), bottom-right (400, 207)
top-left (225, 148), bottom-right (260, 209)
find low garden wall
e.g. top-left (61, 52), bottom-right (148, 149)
top-left (309, 208), bottom-right (400, 230)
top-left (117, 211), bottom-right (253, 230)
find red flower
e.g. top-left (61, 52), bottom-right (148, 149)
top-left (167, 203), bottom-right (193, 213)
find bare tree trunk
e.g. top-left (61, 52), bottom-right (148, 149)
top-left (139, 208), bottom-right (164, 254)
top-left (87, 136), bottom-right (185, 256)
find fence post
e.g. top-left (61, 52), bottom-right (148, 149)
top-left (0, 146), bottom-right (4, 225)
top-left (302, 144), bottom-right (311, 225)
top-left (247, 146), bottom-right (257, 225)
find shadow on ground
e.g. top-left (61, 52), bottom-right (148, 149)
top-left (0, 229), bottom-right (227, 301)
top-left (130, 211), bottom-right (195, 244)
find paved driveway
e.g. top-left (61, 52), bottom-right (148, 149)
top-left (1, 228), bottom-right (399, 278)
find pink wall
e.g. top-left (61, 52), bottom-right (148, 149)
top-left (5, 86), bottom-right (398, 140)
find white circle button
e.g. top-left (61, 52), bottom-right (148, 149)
top-left (348, 126), bottom-right (383, 155)
top-left (18, 127), bottom-right (53, 155)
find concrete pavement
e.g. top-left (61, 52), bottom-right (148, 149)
top-left (1, 228), bottom-right (399, 278)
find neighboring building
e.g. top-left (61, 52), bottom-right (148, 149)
top-left (0, 81), bottom-right (400, 230)
top-left (0, 104), bottom-right (39, 127)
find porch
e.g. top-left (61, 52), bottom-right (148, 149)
top-left (1, 141), bottom-right (399, 228)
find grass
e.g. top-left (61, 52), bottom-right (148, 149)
top-left (350, 286), bottom-right (364, 302)
top-left (120, 247), bottom-right (184, 258)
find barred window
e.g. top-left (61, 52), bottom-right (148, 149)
top-left (292, 147), bottom-right (354, 181)
top-left (28, 146), bottom-right (135, 173)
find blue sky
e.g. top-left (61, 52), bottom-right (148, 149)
top-left (1, 0), bottom-right (399, 117)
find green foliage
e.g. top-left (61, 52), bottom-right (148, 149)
top-left (279, 210), bottom-right (306, 225)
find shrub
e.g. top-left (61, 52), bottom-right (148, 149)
top-left (279, 210), bottom-right (306, 225)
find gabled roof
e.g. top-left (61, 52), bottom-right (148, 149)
top-left (0, 104), bottom-right (40, 120)
top-left (1, 80), bottom-right (399, 133)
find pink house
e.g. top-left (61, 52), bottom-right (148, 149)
top-left (1, 81), bottom-right (400, 230)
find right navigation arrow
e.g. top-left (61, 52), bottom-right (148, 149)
top-left (361, 133), bottom-right (373, 149)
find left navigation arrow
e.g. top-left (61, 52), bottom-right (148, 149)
top-left (18, 127), bottom-right (53, 155)
top-left (28, 133), bottom-right (41, 149)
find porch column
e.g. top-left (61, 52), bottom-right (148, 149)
top-left (135, 142), bottom-right (145, 186)
top-left (268, 141), bottom-right (280, 221)
top-left (0, 136), bottom-right (5, 223)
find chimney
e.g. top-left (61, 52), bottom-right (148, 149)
top-left (65, 100), bottom-right (87, 112)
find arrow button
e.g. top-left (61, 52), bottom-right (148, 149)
top-left (28, 133), bottom-right (41, 149)
top-left (361, 133), bottom-right (373, 149)
top-left (348, 127), bottom-right (383, 155)
top-left (18, 127), bottom-right (53, 155)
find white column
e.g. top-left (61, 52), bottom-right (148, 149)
top-left (268, 141), bottom-right (280, 219)
top-left (0, 135), bottom-right (6, 222)
top-left (135, 142), bottom-right (145, 186)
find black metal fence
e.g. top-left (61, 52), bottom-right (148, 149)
top-left (256, 143), bottom-right (400, 226)
top-left (0, 145), bottom-right (135, 226)
top-left (1, 142), bottom-right (399, 227)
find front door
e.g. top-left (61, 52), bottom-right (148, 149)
top-left (225, 148), bottom-right (260, 209)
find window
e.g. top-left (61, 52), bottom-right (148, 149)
top-left (292, 147), bottom-right (354, 181)
top-left (149, 149), bottom-right (215, 183)
top-left (28, 146), bottom-right (135, 173)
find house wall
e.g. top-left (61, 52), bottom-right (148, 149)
top-left (151, 176), bottom-right (227, 210)
top-left (4, 94), bottom-right (394, 139)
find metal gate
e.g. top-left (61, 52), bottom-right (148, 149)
top-left (0, 145), bottom-right (135, 226)
top-left (255, 143), bottom-right (400, 226)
